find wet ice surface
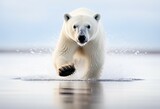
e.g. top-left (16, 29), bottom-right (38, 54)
top-left (0, 53), bottom-right (160, 109)
top-left (15, 76), bottom-right (143, 82)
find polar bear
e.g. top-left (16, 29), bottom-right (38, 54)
top-left (53, 8), bottom-right (105, 79)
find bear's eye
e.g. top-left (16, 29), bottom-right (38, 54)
top-left (73, 25), bottom-right (77, 29)
top-left (86, 25), bottom-right (90, 29)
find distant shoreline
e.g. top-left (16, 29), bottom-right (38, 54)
top-left (0, 48), bottom-right (160, 55)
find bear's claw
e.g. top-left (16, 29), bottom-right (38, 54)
top-left (59, 65), bottom-right (75, 77)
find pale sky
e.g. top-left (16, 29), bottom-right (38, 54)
top-left (0, 0), bottom-right (160, 49)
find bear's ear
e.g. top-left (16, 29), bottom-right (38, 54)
top-left (94, 14), bottom-right (100, 22)
top-left (64, 14), bottom-right (71, 22)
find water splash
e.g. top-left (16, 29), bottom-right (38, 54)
top-left (106, 49), bottom-right (148, 55)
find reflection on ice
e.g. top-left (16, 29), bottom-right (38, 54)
top-left (54, 81), bottom-right (104, 109)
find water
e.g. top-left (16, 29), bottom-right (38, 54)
top-left (0, 53), bottom-right (160, 109)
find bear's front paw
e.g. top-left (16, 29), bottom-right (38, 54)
top-left (59, 64), bottom-right (75, 77)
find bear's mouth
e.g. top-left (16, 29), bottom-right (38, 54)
top-left (77, 41), bottom-right (88, 46)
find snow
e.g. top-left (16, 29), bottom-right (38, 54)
top-left (0, 53), bottom-right (159, 80)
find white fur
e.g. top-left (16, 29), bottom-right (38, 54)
top-left (53, 8), bottom-right (105, 79)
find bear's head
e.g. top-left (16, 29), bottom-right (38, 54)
top-left (64, 13), bottom-right (100, 46)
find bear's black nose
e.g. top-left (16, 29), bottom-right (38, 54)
top-left (78, 35), bottom-right (86, 44)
